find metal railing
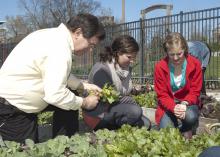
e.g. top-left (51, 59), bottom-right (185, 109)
top-left (1, 7), bottom-right (220, 88)
top-left (72, 7), bottom-right (220, 88)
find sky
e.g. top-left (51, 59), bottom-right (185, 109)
top-left (0, 0), bottom-right (220, 22)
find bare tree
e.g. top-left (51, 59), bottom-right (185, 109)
top-left (5, 16), bottom-right (31, 42)
top-left (5, 0), bottom-right (113, 42)
top-left (18, 0), bottom-right (104, 29)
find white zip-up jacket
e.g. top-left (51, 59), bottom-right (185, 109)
top-left (0, 23), bottom-right (83, 113)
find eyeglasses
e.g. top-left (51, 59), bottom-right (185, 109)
top-left (87, 39), bottom-right (96, 49)
top-left (167, 51), bottom-right (184, 58)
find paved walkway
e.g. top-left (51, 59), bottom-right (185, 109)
top-left (207, 90), bottom-right (220, 101)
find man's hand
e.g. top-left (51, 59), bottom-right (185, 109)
top-left (81, 95), bottom-right (100, 110)
top-left (82, 82), bottom-right (102, 93)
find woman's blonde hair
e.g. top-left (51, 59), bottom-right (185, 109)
top-left (163, 32), bottom-right (188, 55)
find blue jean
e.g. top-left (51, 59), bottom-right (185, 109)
top-left (94, 96), bottom-right (151, 130)
top-left (159, 105), bottom-right (199, 132)
top-left (198, 146), bottom-right (220, 157)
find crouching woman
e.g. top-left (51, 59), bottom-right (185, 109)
top-left (154, 32), bottom-right (202, 138)
top-left (83, 35), bottom-right (151, 131)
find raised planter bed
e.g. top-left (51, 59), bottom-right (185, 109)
top-left (142, 107), bottom-right (156, 124)
top-left (141, 106), bottom-right (220, 134)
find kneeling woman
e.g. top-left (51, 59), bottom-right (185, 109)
top-left (83, 35), bottom-right (151, 130)
top-left (154, 32), bottom-right (202, 138)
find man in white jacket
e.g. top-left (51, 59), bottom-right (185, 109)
top-left (0, 13), bottom-right (105, 143)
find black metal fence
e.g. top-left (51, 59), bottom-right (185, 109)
top-left (73, 7), bottom-right (220, 89)
top-left (1, 7), bottom-right (220, 88)
top-left (0, 43), bottom-right (16, 66)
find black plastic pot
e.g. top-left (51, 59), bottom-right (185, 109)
top-left (38, 124), bottom-right (52, 143)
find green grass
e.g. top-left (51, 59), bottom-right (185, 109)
top-left (206, 56), bottom-right (220, 79)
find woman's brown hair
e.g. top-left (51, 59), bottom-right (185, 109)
top-left (100, 35), bottom-right (139, 63)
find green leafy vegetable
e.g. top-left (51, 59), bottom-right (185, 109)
top-left (37, 112), bottom-right (53, 125)
top-left (89, 83), bottom-right (120, 104)
top-left (132, 91), bottom-right (157, 108)
top-left (1, 125), bottom-right (220, 156)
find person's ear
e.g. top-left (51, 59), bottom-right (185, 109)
top-left (73, 28), bottom-right (83, 38)
top-left (117, 51), bottom-right (122, 57)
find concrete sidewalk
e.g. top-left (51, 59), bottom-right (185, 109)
top-left (207, 90), bottom-right (220, 101)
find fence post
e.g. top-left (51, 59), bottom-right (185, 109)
top-left (180, 11), bottom-right (183, 35)
top-left (140, 18), bottom-right (145, 84)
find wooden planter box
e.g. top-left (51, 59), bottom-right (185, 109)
top-left (142, 107), bottom-right (156, 124)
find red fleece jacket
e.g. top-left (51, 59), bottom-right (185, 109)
top-left (154, 54), bottom-right (202, 124)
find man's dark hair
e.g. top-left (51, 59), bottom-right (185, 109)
top-left (66, 13), bottom-right (105, 41)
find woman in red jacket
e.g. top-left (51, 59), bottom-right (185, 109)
top-left (154, 32), bottom-right (202, 138)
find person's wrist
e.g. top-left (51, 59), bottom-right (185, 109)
top-left (78, 82), bottom-right (84, 90)
top-left (81, 98), bottom-right (87, 108)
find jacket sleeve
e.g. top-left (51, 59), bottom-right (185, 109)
top-left (154, 63), bottom-right (176, 113)
top-left (184, 62), bottom-right (202, 105)
top-left (202, 45), bottom-right (211, 68)
top-left (43, 46), bottom-right (83, 111)
top-left (92, 68), bottom-right (113, 89)
top-left (67, 73), bottom-right (83, 90)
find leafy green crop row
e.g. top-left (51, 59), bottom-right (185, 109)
top-left (0, 125), bottom-right (219, 157)
top-left (37, 91), bottom-right (157, 125)
top-left (132, 91), bottom-right (157, 108)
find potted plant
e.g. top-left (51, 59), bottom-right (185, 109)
top-left (37, 111), bottom-right (53, 142)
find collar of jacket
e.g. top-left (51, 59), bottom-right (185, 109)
top-left (159, 54), bottom-right (196, 76)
